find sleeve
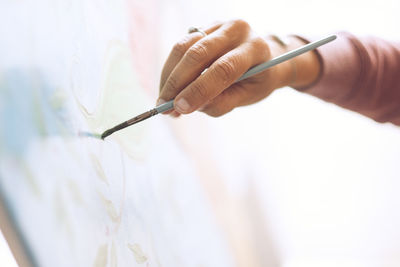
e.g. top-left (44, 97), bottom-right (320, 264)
top-left (295, 32), bottom-right (400, 126)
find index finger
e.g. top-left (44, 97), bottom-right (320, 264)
top-left (159, 22), bottom-right (222, 93)
top-left (173, 41), bottom-right (260, 114)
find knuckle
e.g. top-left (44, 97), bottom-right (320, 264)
top-left (231, 19), bottom-right (250, 32)
top-left (213, 57), bottom-right (237, 84)
top-left (251, 37), bottom-right (270, 57)
top-left (251, 37), bottom-right (269, 50)
top-left (190, 81), bottom-right (208, 101)
top-left (223, 19), bottom-right (251, 42)
top-left (159, 73), bottom-right (168, 91)
top-left (185, 42), bottom-right (208, 65)
top-left (164, 75), bottom-right (179, 94)
top-left (172, 38), bottom-right (190, 58)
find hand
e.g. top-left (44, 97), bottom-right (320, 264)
top-left (157, 19), bottom-right (320, 117)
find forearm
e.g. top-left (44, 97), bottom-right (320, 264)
top-left (268, 32), bottom-right (400, 126)
top-left (293, 32), bottom-right (400, 125)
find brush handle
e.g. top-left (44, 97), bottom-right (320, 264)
top-left (155, 101), bottom-right (175, 113)
top-left (156, 35), bottom-right (336, 113)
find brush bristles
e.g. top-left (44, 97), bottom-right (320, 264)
top-left (101, 129), bottom-right (114, 140)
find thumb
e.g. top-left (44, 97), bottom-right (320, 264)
top-left (199, 82), bottom-right (250, 117)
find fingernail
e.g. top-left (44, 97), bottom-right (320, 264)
top-left (175, 98), bottom-right (190, 113)
top-left (156, 98), bottom-right (166, 106)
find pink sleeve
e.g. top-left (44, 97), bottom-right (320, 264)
top-left (296, 32), bottom-right (400, 126)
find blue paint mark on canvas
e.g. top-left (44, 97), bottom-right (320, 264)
top-left (0, 69), bottom-right (69, 157)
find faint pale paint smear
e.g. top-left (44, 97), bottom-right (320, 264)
top-left (98, 192), bottom-right (119, 223)
top-left (127, 243), bottom-right (147, 264)
top-left (110, 241), bottom-right (117, 267)
top-left (21, 163), bottom-right (41, 197)
top-left (93, 244), bottom-right (108, 267)
top-left (49, 87), bottom-right (68, 112)
top-left (127, 0), bottom-right (159, 94)
top-left (53, 187), bottom-right (72, 237)
top-left (90, 154), bottom-right (109, 185)
top-left (74, 41), bottom-right (150, 160)
top-left (67, 179), bottom-right (84, 205)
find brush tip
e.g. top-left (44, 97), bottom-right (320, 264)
top-left (100, 129), bottom-right (113, 140)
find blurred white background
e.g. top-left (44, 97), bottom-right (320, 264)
top-left (220, 0), bottom-right (400, 266)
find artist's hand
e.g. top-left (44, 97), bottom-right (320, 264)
top-left (157, 19), bottom-right (320, 117)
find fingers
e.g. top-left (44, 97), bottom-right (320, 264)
top-left (159, 22), bottom-right (222, 94)
top-left (173, 36), bottom-right (271, 114)
top-left (158, 19), bottom-right (251, 105)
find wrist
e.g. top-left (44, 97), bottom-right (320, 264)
top-left (286, 35), bottom-right (321, 88)
top-left (265, 35), bottom-right (294, 89)
top-left (265, 35), bottom-right (322, 89)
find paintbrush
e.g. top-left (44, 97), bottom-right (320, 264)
top-left (99, 35), bottom-right (336, 140)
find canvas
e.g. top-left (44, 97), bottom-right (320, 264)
top-left (0, 1), bottom-right (279, 266)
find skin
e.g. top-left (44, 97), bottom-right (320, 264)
top-left (157, 19), bottom-right (321, 118)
